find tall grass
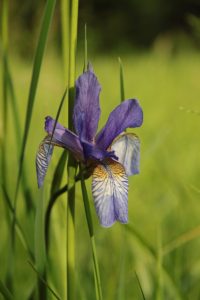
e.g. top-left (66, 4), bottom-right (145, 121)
top-left (1, 0), bottom-right (200, 299)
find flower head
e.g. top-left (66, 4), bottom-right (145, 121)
top-left (36, 67), bottom-right (143, 227)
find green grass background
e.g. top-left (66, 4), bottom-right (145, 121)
top-left (1, 49), bottom-right (200, 299)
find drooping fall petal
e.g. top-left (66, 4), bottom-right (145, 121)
top-left (111, 133), bottom-right (140, 176)
top-left (36, 136), bottom-right (54, 188)
top-left (45, 116), bottom-right (83, 160)
top-left (92, 159), bottom-right (128, 227)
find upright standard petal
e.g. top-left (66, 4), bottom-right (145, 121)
top-left (92, 159), bottom-right (128, 227)
top-left (36, 136), bottom-right (54, 188)
top-left (96, 99), bottom-right (143, 150)
top-left (45, 116), bottom-right (83, 160)
top-left (73, 70), bottom-right (101, 142)
top-left (111, 133), bottom-right (140, 176)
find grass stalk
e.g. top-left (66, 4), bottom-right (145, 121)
top-left (66, 0), bottom-right (79, 298)
top-left (84, 24), bottom-right (88, 72)
top-left (35, 189), bottom-right (47, 299)
top-left (14, 0), bottom-right (56, 204)
top-left (1, 0), bottom-right (8, 188)
top-left (80, 165), bottom-right (102, 300)
top-left (28, 261), bottom-right (61, 300)
top-left (2, 50), bottom-right (34, 212)
top-left (118, 57), bottom-right (125, 102)
top-left (1, 0), bottom-right (14, 292)
top-left (61, 0), bottom-right (70, 83)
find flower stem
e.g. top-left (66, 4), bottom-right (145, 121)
top-left (67, 0), bottom-right (79, 299)
top-left (118, 57), bottom-right (125, 102)
top-left (80, 165), bottom-right (103, 300)
top-left (61, 0), bottom-right (70, 84)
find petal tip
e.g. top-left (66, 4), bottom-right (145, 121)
top-left (45, 116), bottom-right (53, 133)
top-left (100, 220), bottom-right (116, 228)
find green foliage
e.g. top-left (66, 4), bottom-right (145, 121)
top-left (1, 1), bottom-right (200, 298)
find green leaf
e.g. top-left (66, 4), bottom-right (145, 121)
top-left (61, 0), bottom-right (70, 83)
top-left (66, 0), bottom-right (79, 298)
top-left (1, 0), bottom-right (9, 187)
top-left (80, 166), bottom-right (103, 300)
top-left (134, 272), bottom-right (146, 300)
top-left (35, 190), bottom-right (46, 275)
top-left (0, 280), bottom-right (13, 300)
top-left (126, 224), bottom-right (183, 300)
top-left (118, 57), bottom-right (125, 102)
top-left (3, 51), bottom-right (34, 213)
top-left (28, 261), bottom-right (61, 300)
top-left (84, 23), bottom-right (88, 72)
top-left (15, 0), bottom-right (56, 202)
top-left (1, 184), bottom-right (34, 260)
top-left (45, 150), bottom-right (67, 250)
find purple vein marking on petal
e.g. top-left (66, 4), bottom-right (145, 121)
top-left (73, 69), bottom-right (101, 143)
top-left (111, 133), bottom-right (140, 176)
top-left (92, 159), bottom-right (128, 227)
top-left (44, 116), bottom-right (83, 160)
top-left (96, 99), bottom-right (143, 150)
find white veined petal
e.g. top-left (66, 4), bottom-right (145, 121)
top-left (111, 133), bottom-right (140, 176)
top-left (36, 136), bottom-right (54, 188)
top-left (92, 159), bottom-right (128, 227)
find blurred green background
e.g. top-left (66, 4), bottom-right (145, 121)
top-left (1, 0), bottom-right (200, 299)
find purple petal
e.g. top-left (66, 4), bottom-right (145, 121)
top-left (81, 140), bottom-right (118, 161)
top-left (92, 159), bottom-right (128, 227)
top-left (45, 116), bottom-right (83, 160)
top-left (73, 69), bottom-right (101, 142)
top-left (96, 99), bottom-right (143, 150)
top-left (111, 133), bottom-right (140, 176)
top-left (36, 136), bottom-right (54, 188)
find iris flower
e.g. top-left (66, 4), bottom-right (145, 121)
top-left (36, 67), bottom-right (143, 227)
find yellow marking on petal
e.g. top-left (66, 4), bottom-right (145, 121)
top-left (92, 158), bottom-right (128, 227)
top-left (92, 158), bottom-right (126, 180)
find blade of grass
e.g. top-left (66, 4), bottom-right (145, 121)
top-left (80, 165), bottom-right (102, 300)
top-left (118, 57), bottom-right (125, 102)
top-left (45, 86), bottom-right (68, 249)
top-left (156, 228), bottom-right (163, 300)
top-left (1, 0), bottom-right (13, 292)
top-left (84, 24), bottom-right (88, 72)
top-left (117, 228), bottom-right (126, 300)
top-left (126, 224), bottom-right (183, 300)
top-left (48, 87), bottom-right (68, 154)
top-left (45, 170), bottom-right (86, 251)
top-left (14, 0), bottom-right (56, 203)
top-left (134, 271), bottom-right (146, 300)
top-left (12, 2), bottom-right (56, 294)
top-left (66, 0), bottom-right (79, 298)
top-left (1, 0), bottom-right (8, 188)
top-left (117, 57), bottom-right (126, 300)
top-left (0, 280), bottom-right (13, 300)
top-left (163, 224), bottom-right (200, 255)
top-left (45, 150), bottom-right (67, 250)
top-left (1, 184), bottom-right (34, 260)
top-left (2, 49), bottom-right (35, 212)
top-left (28, 261), bottom-right (61, 300)
top-left (61, 0), bottom-right (70, 83)
top-left (35, 188), bottom-right (47, 299)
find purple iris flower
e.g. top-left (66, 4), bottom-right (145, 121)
top-left (36, 67), bottom-right (143, 227)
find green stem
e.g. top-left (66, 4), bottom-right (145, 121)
top-left (118, 57), bottom-right (125, 102)
top-left (80, 165), bottom-right (102, 300)
top-left (66, 0), bottom-right (79, 299)
top-left (1, 0), bottom-right (8, 188)
top-left (84, 24), bottom-right (88, 72)
top-left (61, 0), bottom-right (70, 83)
